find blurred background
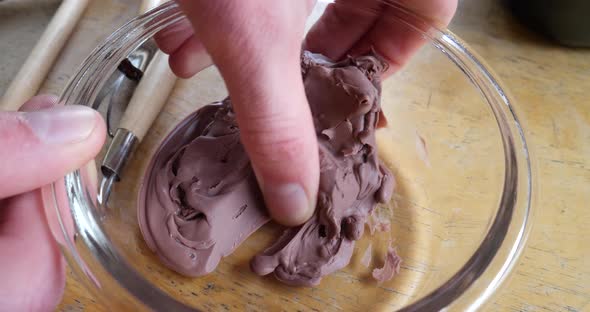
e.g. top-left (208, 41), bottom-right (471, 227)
top-left (1, 0), bottom-right (588, 311)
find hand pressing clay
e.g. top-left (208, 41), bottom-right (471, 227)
top-left (251, 51), bottom-right (394, 286)
top-left (138, 51), bottom-right (395, 285)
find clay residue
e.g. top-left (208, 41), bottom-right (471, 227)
top-left (372, 245), bottom-right (402, 284)
top-left (367, 205), bottom-right (393, 235)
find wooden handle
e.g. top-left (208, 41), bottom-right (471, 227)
top-left (139, 0), bottom-right (166, 14)
top-left (115, 0), bottom-right (175, 141)
top-left (119, 52), bottom-right (176, 141)
top-left (0, 0), bottom-right (89, 111)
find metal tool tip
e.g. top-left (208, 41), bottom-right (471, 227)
top-left (98, 174), bottom-right (116, 206)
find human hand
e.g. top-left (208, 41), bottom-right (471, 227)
top-left (305, 0), bottom-right (457, 76)
top-left (0, 95), bottom-right (105, 311)
top-left (156, 0), bottom-right (457, 226)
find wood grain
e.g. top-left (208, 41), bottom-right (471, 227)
top-left (0, 0), bottom-right (588, 311)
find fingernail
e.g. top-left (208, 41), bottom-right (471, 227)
top-left (263, 183), bottom-right (315, 226)
top-left (24, 105), bottom-right (97, 145)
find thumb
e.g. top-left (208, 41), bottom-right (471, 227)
top-left (177, 0), bottom-right (319, 226)
top-left (0, 102), bottom-right (105, 199)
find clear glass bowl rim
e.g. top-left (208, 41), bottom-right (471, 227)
top-left (49, 1), bottom-right (534, 311)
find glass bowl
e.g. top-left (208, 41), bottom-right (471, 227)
top-left (44, 1), bottom-right (534, 311)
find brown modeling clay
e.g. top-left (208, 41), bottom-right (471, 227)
top-left (138, 51), bottom-right (395, 286)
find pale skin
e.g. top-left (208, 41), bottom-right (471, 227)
top-left (0, 0), bottom-right (456, 310)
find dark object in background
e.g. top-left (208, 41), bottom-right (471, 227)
top-left (504, 0), bottom-right (590, 47)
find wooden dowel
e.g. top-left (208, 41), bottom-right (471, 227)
top-left (139, 0), bottom-right (165, 14)
top-left (0, 0), bottom-right (90, 111)
top-left (119, 51), bottom-right (176, 141)
top-left (116, 0), bottom-right (177, 141)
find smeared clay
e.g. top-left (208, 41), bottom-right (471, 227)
top-left (138, 51), bottom-right (394, 285)
top-left (138, 102), bottom-right (269, 276)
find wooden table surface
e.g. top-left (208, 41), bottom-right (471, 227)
top-left (1, 0), bottom-right (588, 311)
